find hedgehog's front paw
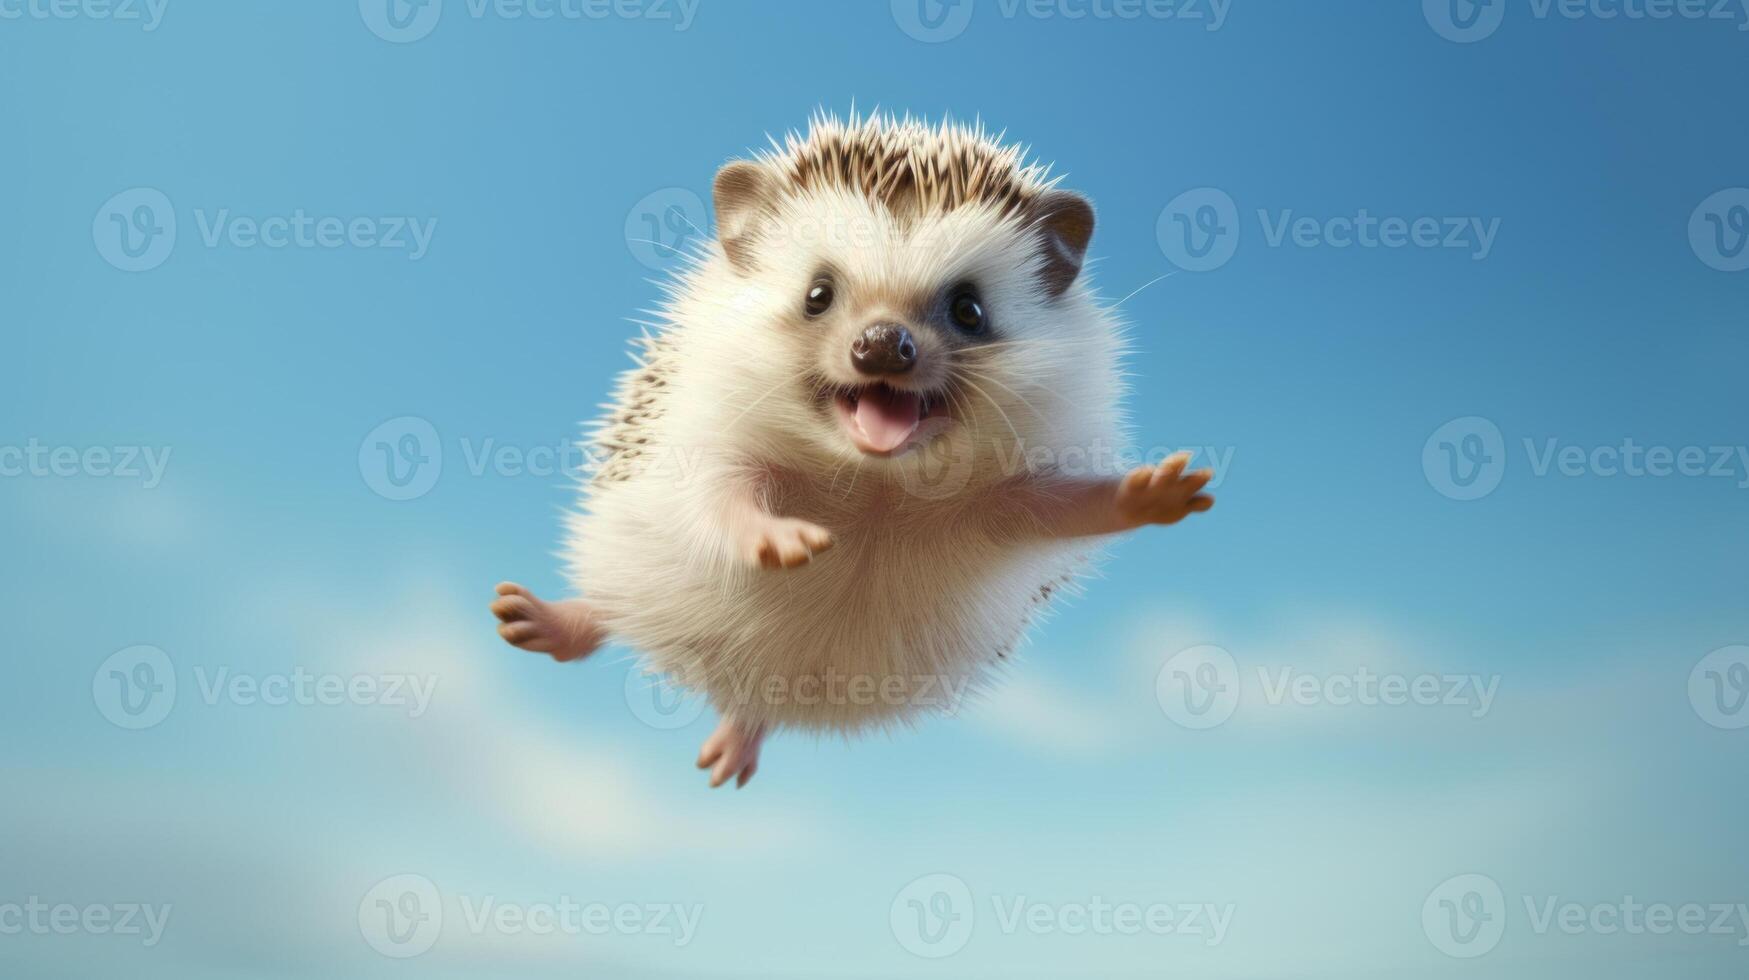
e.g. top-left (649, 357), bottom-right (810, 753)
top-left (1115, 451), bottom-right (1216, 529)
top-left (697, 718), bottom-right (767, 789)
top-left (491, 582), bottom-right (606, 662)
top-left (742, 517), bottom-right (833, 570)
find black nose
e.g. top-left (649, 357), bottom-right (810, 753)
top-left (850, 322), bottom-right (918, 375)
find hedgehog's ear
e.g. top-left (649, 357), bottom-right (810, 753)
top-left (713, 160), bottom-right (779, 273)
top-left (1032, 190), bottom-right (1095, 297)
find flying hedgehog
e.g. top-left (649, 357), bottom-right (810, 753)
top-left (492, 113), bottom-right (1215, 788)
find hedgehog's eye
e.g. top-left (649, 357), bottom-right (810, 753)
top-left (804, 277), bottom-right (835, 318)
top-left (949, 288), bottom-right (985, 333)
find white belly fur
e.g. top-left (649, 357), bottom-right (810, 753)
top-left (567, 468), bottom-right (1093, 733)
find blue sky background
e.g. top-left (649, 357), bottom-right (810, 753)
top-left (3, 1), bottom-right (1748, 977)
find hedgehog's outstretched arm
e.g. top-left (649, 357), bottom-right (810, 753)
top-left (1008, 451), bottom-right (1215, 540)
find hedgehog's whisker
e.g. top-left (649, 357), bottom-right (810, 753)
top-left (1110, 271), bottom-right (1177, 310)
top-left (954, 366), bottom-right (1048, 424)
top-left (951, 353), bottom-right (1079, 415)
top-left (625, 238), bottom-right (686, 255)
top-left (720, 369), bottom-right (814, 433)
top-left (957, 336), bottom-right (1079, 352)
top-left (945, 382), bottom-right (995, 462)
top-left (667, 209), bottom-right (709, 240)
top-left (952, 338), bottom-right (1083, 363)
top-left (943, 381), bottom-right (978, 445)
top-left (954, 374), bottom-right (1022, 449)
top-left (844, 452), bottom-right (866, 496)
top-left (827, 449), bottom-right (856, 497)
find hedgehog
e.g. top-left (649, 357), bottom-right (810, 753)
top-left (491, 113), bottom-right (1216, 788)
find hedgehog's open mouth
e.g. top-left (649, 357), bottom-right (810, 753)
top-left (830, 382), bottom-right (945, 456)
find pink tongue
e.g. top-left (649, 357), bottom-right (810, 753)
top-left (853, 386), bottom-right (923, 452)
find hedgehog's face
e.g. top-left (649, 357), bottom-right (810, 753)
top-left (708, 161), bottom-right (1099, 478)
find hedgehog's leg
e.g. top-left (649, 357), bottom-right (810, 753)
top-left (696, 716), bottom-right (767, 789)
top-left (490, 582), bottom-right (607, 663)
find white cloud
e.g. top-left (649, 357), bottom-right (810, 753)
top-left (963, 672), bottom-right (1122, 759)
top-left (242, 571), bottom-right (826, 862)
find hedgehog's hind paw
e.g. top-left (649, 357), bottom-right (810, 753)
top-left (697, 717), bottom-right (767, 789)
top-left (491, 582), bottom-right (607, 663)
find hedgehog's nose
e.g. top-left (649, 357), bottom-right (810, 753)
top-left (851, 322), bottom-right (918, 376)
